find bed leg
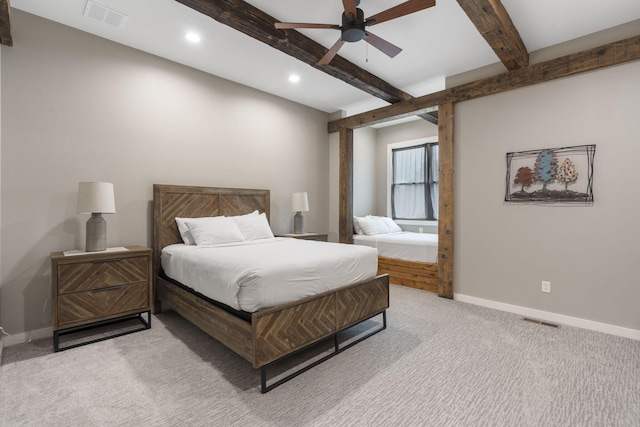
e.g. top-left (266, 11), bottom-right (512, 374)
top-left (261, 366), bottom-right (268, 394)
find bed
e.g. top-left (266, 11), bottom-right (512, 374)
top-left (352, 215), bottom-right (439, 293)
top-left (152, 184), bottom-right (389, 392)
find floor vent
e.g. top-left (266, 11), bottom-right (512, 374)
top-left (84, 1), bottom-right (128, 29)
top-left (523, 317), bottom-right (560, 328)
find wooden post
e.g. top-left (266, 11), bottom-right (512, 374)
top-left (339, 127), bottom-right (354, 244)
top-left (438, 103), bottom-right (454, 298)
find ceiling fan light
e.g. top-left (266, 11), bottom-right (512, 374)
top-left (342, 8), bottom-right (366, 42)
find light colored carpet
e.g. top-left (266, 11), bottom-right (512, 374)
top-left (1, 284), bottom-right (639, 427)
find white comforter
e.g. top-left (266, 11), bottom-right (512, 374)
top-left (353, 232), bottom-right (438, 263)
top-left (161, 238), bottom-right (378, 312)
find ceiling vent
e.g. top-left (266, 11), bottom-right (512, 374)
top-left (84, 1), bottom-right (128, 29)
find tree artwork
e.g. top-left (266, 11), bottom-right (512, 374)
top-left (533, 149), bottom-right (558, 191)
top-left (505, 145), bottom-right (595, 204)
top-left (556, 158), bottom-right (579, 190)
top-left (514, 166), bottom-right (534, 191)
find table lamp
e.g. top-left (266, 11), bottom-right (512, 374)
top-left (77, 182), bottom-right (116, 252)
top-left (291, 192), bottom-right (309, 234)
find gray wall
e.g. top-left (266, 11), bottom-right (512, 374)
top-left (0, 11), bottom-right (330, 336)
top-left (455, 60), bottom-right (640, 331)
top-left (353, 127), bottom-right (377, 216)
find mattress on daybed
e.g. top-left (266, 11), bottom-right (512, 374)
top-left (353, 232), bottom-right (438, 264)
top-left (161, 237), bottom-right (378, 313)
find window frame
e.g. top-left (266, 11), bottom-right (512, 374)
top-left (387, 136), bottom-right (439, 226)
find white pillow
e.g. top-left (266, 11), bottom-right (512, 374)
top-left (353, 216), bottom-right (365, 235)
top-left (233, 212), bottom-right (274, 241)
top-left (357, 216), bottom-right (389, 236)
top-left (183, 216), bottom-right (244, 246)
top-left (175, 216), bottom-right (217, 245)
top-left (380, 217), bottom-right (403, 233)
top-left (231, 210), bottom-right (259, 219)
top-left (176, 211), bottom-right (258, 244)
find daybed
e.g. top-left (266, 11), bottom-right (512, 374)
top-left (353, 215), bottom-right (439, 293)
top-left (152, 184), bottom-right (389, 392)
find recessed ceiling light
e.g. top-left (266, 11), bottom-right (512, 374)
top-left (185, 32), bottom-right (201, 43)
top-left (289, 74), bottom-right (300, 83)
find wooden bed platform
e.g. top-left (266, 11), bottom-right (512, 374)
top-left (152, 184), bottom-right (389, 392)
top-left (377, 256), bottom-right (438, 293)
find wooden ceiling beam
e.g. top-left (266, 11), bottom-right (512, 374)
top-left (176, 0), bottom-right (413, 104)
top-left (456, 0), bottom-right (528, 70)
top-left (0, 0), bottom-right (13, 47)
top-left (418, 111), bottom-right (438, 125)
top-left (328, 34), bottom-right (640, 132)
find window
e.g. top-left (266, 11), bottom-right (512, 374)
top-left (390, 142), bottom-right (439, 221)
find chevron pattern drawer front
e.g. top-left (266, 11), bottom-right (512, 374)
top-left (51, 246), bottom-right (152, 331)
top-left (58, 256), bottom-right (149, 294)
top-left (58, 282), bottom-right (149, 327)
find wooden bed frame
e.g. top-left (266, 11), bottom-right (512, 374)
top-left (152, 184), bottom-right (389, 392)
top-left (377, 256), bottom-right (438, 293)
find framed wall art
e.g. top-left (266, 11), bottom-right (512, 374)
top-left (505, 144), bottom-right (595, 204)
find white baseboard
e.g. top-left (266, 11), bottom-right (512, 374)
top-left (2, 327), bottom-right (52, 347)
top-left (454, 293), bottom-right (640, 341)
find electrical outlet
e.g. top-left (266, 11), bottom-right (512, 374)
top-left (541, 281), bottom-right (551, 293)
top-left (419, 227), bottom-right (424, 233)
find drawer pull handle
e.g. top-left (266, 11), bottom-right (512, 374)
top-left (92, 259), bottom-right (122, 264)
top-left (92, 285), bottom-right (123, 293)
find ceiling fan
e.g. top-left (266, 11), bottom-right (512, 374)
top-left (275, 0), bottom-right (436, 65)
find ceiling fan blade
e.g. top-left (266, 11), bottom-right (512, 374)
top-left (275, 22), bottom-right (340, 30)
top-left (318, 38), bottom-right (346, 65)
top-left (365, 0), bottom-right (436, 26)
top-left (364, 31), bottom-right (402, 58)
top-left (342, 0), bottom-right (358, 19)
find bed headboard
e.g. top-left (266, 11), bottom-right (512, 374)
top-left (152, 184), bottom-right (270, 291)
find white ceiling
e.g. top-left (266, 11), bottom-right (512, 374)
top-left (10, 0), bottom-right (640, 115)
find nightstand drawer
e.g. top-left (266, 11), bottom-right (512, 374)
top-left (57, 281), bottom-right (149, 327)
top-left (58, 256), bottom-right (149, 294)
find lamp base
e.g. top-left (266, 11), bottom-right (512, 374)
top-left (293, 212), bottom-right (304, 234)
top-left (86, 213), bottom-right (107, 252)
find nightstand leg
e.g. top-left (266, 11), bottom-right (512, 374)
top-left (53, 311), bottom-right (152, 352)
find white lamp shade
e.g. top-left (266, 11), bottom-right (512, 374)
top-left (76, 182), bottom-right (116, 214)
top-left (291, 192), bottom-right (309, 212)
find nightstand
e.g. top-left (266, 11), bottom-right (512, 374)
top-left (50, 246), bottom-right (152, 352)
top-left (276, 232), bottom-right (328, 242)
